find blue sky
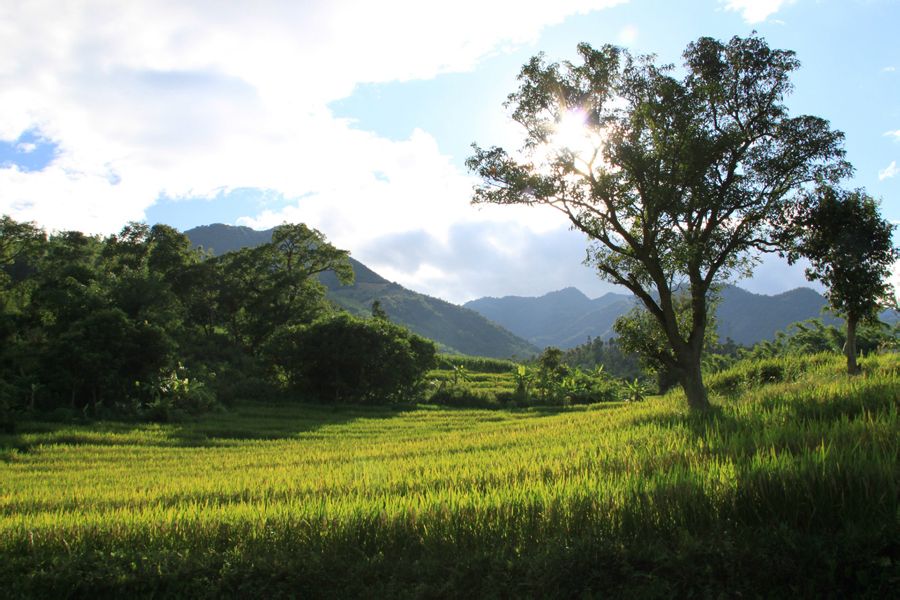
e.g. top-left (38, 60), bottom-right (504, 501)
top-left (1, 0), bottom-right (898, 303)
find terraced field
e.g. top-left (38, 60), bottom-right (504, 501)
top-left (1, 353), bottom-right (897, 597)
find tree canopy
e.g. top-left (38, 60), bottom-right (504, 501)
top-left (467, 34), bottom-right (849, 409)
top-left (781, 185), bottom-right (898, 373)
top-left (0, 217), bottom-right (358, 422)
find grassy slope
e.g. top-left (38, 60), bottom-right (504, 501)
top-left (1, 353), bottom-right (897, 598)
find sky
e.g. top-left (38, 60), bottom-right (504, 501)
top-left (1, 0), bottom-right (898, 304)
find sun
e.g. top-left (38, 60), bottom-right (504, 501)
top-left (553, 109), bottom-right (589, 150)
top-left (550, 109), bottom-right (603, 173)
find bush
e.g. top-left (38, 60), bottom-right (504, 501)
top-left (138, 364), bottom-right (220, 422)
top-left (706, 353), bottom-right (839, 396)
top-left (427, 385), bottom-right (500, 408)
top-left (266, 313), bottom-right (437, 404)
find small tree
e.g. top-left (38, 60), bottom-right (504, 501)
top-left (535, 347), bottom-right (569, 403)
top-left (467, 35), bottom-right (848, 410)
top-left (371, 300), bottom-right (389, 320)
top-left (782, 185), bottom-right (898, 374)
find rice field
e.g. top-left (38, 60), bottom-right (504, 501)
top-left (1, 353), bottom-right (898, 598)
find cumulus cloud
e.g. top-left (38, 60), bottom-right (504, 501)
top-left (0, 0), bottom-right (832, 303)
top-left (884, 130), bottom-right (900, 141)
top-left (879, 160), bottom-right (899, 180)
top-left (357, 222), bottom-right (623, 303)
top-left (0, 0), bottom-right (625, 236)
top-left (721, 0), bottom-right (793, 23)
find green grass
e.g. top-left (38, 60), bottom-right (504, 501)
top-left (1, 353), bottom-right (897, 598)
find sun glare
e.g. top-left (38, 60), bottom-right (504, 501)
top-left (554, 109), bottom-right (589, 150)
top-left (549, 109), bottom-right (604, 174)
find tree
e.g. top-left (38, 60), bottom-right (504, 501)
top-left (213, 223), bottom-right (353, 353)
top-left (467, 35), bottom-right (848, 410)
top-left (781, 185), bottom-right (898, 374)
top-left (613, 292), bottom-right (720, 392)
top-left (266, 313), bottom-right (436, 404)
top-left (535, 346), bottom-right (569, 403)
top-left (371, 300), bottom-right (389, 320)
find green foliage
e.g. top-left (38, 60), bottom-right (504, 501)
top-left (266, 313), bottom-right (437, 404)
top-left (139, 364), bottom-right (218, 422)
top-left (562, 336), bottom-right (643, 380)
top-left (780, 185), bottom-right (898, 373)
top-left (468, 34), bottom-right (849, 410)
top-left (534, 347), bottom-right (568, 403)
top-left (436, 354), bottom-right (519, 373)
top-left (706, 353), bottom-right (837, 396)
top-left (210, 222), bottom-right (353, 354)
top-left (614, 293), bottom-right (720, 372)
top-left (736, 318), bottom-right (899, 362)
top-left (1, 353), bottom-right (897, 597)
top-left (0, 215), bottom-right (356, 419)
top-left (513, 364), bottom-right (533, 403)
top-left (622, 378), bottom-right (650, 403)
top-left (426, 385), bottom-right (502, 409)
top-left (783, 186), bottom-right (898, 321)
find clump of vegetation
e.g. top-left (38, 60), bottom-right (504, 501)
top-left (266, 313), bottom-right (436, 404)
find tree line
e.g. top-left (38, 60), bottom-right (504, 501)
top-left (0, 218), bottom-right (436, 428)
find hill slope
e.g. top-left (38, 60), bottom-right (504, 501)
top-left (184, 224), bottom-right (537, 359)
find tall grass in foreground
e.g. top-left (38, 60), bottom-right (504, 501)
top-left (0, 353), bottom-right (897, 598)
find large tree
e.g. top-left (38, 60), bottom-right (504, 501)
top-left (467, 35), bottom-right (849, 410)
top-left (782, 185), bottom-right (898, 374)
top-left (213, 223), bottom-right (353, 353)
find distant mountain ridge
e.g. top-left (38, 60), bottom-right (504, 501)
top-left (465, 285), bottom-right (899, 349)
top-left (184, 224), bottom-right (537, 359)
top-left (465, 287), bottom-right (635, 348)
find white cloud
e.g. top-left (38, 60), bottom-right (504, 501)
top-left (0, 0), bottom-right (625, 237)
top-left (879, 160), bottom-right (899, 180)
top-left (883, 66), bottom-right (897, 72)
top-left (884, 130), bottom-right (900, 141)
top-left (14, 142), bottom-right (36, 153)
top-left (721, 0), bottom-right (793, 23)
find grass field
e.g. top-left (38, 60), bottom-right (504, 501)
top-left (1, 353), bottom-right (898, 598)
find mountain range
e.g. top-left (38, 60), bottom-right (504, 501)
top-left (465, 285), bottom-right (852, 348)
top-left (185, 223), bottom-right (895, 356)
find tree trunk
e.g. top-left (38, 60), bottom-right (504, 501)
top-left (677, 354), bottom-right (711, 411)
top-left (845, 315), bottom-right (861, 375)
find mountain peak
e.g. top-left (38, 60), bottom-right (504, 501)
top-left (544, 287), bottom-right (590, 301)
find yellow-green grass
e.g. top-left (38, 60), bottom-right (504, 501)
top-left (1, 353), bottom-right (897, 598)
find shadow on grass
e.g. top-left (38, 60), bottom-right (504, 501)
top-left (629, 405), bottom-right (745, 442)
top-left (0, 401), bottom-right (415, 456)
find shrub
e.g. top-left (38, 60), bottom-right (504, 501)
top-left (266, 313), bottom-right (437, 404)
top-left (139, 364), bottom-right (219, 422)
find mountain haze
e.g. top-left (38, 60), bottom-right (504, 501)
top-left (184, 224), bottom-right (537, 359)
top-left (465, 285), bottom-right (898, 349)
top-left (465, 288), bottom-right (635, 348)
